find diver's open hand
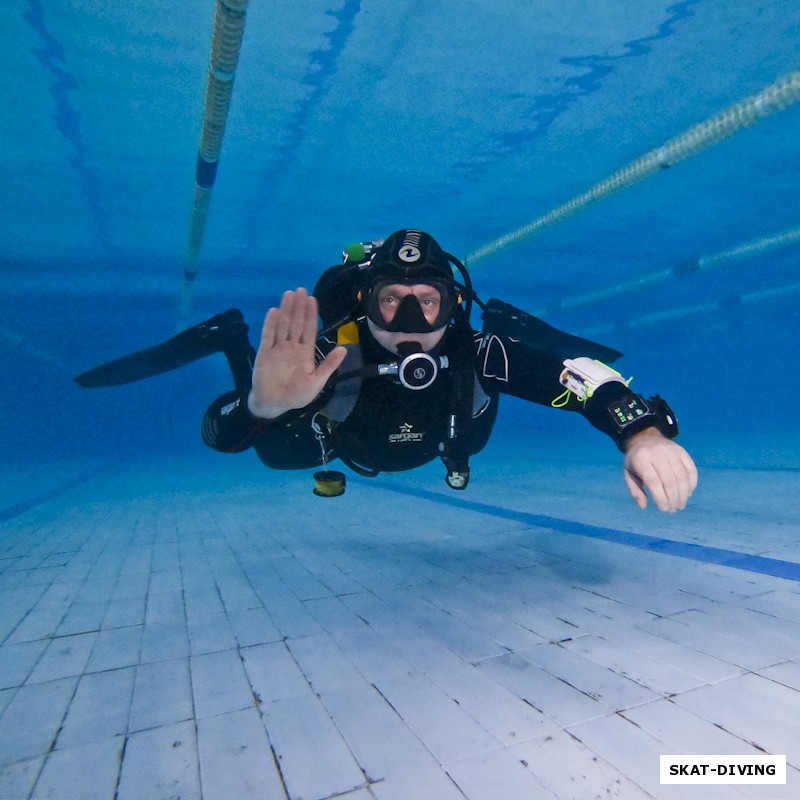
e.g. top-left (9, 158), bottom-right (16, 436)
top-left (247, 288), bottom-right (346, 419)
top-left (623, 427), bottom-right (698, 512)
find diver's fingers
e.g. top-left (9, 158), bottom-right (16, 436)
top-left (658, 447), bottom-right (698, 511)
top-left (665, 459), bottom-right (687, 512)
top-left (674, 458), bottom-right (694, 510)
top-left (260, 290), bottom-right (314, 350)
top-left (315, 346), bottom-right (347, 384)
top-left (651, 456), bottom-right (695, 512)
top-left (624, 468), bottom-right (648, 509)
top-left (679, 452), bottom-right (699, 508)
top-left (300, 294), bottom-right (320, 346)
top-left (623, 433), bottom-right (698, 513)
top-left (287, 288), bottom-right (312, 342)
top-left (628, 456), bottom-right (674, 512)
top-left (642, 461), bottom-right (672, 512)
top-left (260, 307), bottom-right (279, 350)
top-left (273, 291), bottom-right (295, 342)
top-left (680, 448), bottom-right (699, 496)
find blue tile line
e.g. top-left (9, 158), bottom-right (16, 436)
top-left (448, 0), bottom-right (702, 186)
top-left (23, 0), bottom-right (113, 254)
top-left (0, 466), bottom-right (108, 524)
top-left (259, 0), bottom-right (362, 180)
top-left (362, 480), bottom-right (800, 583)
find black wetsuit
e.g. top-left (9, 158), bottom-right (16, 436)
top-left (201, 317), bottom-right (655, 475)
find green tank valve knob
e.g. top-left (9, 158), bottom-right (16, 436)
top-left (344, 242), bottom-right (366, 262)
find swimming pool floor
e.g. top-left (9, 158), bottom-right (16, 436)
top-left (0, 455), bottom-right (798, 799)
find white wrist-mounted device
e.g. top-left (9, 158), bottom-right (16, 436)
top-left (559, 357), bottom-right (630, 401)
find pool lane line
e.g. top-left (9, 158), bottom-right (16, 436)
top-left (360, 481), bottom-right (800, 583)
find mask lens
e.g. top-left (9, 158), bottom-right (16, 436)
top-left (366, 282), bottom-right (454, 332)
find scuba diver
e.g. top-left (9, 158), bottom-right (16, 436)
top-left (76, 229), bottom-right (697, 510)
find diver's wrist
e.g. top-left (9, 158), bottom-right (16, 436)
top-left (246, 391), bottom-right (288, 420)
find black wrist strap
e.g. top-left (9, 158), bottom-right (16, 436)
top-left (584, 383), bottom-right (679, 450)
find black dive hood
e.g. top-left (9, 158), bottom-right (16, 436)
top-left (361, 229), bottom-right (473, 334)
top-left (313, 228), bottom-right (478, 342)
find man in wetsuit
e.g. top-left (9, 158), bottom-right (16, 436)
top-left (202, 230), bottom-right (697, 511)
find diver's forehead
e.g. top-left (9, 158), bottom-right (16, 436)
top-left (377, 283), bottom-right (441, 296)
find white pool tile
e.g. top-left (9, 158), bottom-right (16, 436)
top-left (284, 632), bottom-right (372, 694)
top-left (445, 746), bottom-right (561, 800)
top-left (314, 683), bottom-right (452, 785)
top-left (509, 728), bottom-right (654, 799)
top-left (102, 594), bottom-right (147, 629)
top-left (184, 584), bottom-right (226, 622)
top-left (621, 698), bottom-right (767, 755)
top-left (595, 623), bottom-right (745, 683)
top-left (26, 632), bottom-right (97, 684)
top-left (0, 677), bottom-right (78, 767)
top-left (144, 586), bottom-right (185, 625)
top-left (0, 639), bottom-right (48, 689)
top-left (190, 649), bottom-right (255, 719)
top-left (263, 692), bottom-right (367, 800)
top-left (414, 578), bottom-right (548, 652)
top-left (139, 619), bottom-right (191, 663)
top-left (228, 606), bottom-right (284, 647)
top-left (670, 673), bottom-right (800, 764)
top-left (0, 459), bottom-right (798, 799)
top-left (0, 687), bottom-right (16, 718)
top-left (475, 650), bottom-right (610, 728)
top-left (370, 765), bottom-right (467, 800)
top-left (757, 660), bottom-right (800, 692)
top-left (560, 633), bottom-right (711, 696)
top-left (196, 707), bottom-right (287, 800)
top-left (187, 613), bottom-right (238, 656)
top-left (128, 657), bottom-right (194, 732)
top-left (0, 755), bottom-right (44, 800)
top-left (241, 640), bottom-right (314, 703)
top-left (56, 667), bottom-right (135, 748)
top-left (116, 719), bottom-right (201, 800)
top-left (370, 671), bottom-right (504, 763)
top-left (86, 624), bottom-right (143, 672)
top-left (56, 599), bottom-right (108, 637)
top-left (302, 593), bottom-right (375, 636)
top-left (425, 660), bottom-right (559, 745)
top-left (636, 615), bottom-right (787, 670)
top-left (518, 640), bottom-right (661, 710)
top-left (566, 712), bottom-right (749, 799)
top-left (34, 737), bottom-right (124, 800)
top-left (5, 584), bottom-right (80, 644)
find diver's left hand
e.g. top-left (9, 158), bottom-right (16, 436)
top-left (623, 427), bottom-right (698, 512)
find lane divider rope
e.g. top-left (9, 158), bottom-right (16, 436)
top-left (180, 0), bottom-right (250, 322)
top-left (465, 71), bottom-right (800, 267)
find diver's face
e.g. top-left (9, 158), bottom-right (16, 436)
top-left (377, 283), bottom-right (442, 326)
top-left (369, 283), bottom-right (447, 354)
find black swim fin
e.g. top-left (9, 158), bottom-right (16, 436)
top-left (481, 299), bottom-right (623, 363)
top-left (75, 309), bottom-right (253, 389)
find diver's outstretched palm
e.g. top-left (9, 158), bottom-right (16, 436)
top-left (247, 288), bottom-right (346, 419)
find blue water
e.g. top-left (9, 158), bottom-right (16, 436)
top-left (2, 1), bottom-right (800, 475)
top-left (3, 7), bottom-right (800, 798)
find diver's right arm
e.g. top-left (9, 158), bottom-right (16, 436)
top-left (247, 288), bottom-right (346, 419)
top-left (202, 288), bottom-right (346, 455)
